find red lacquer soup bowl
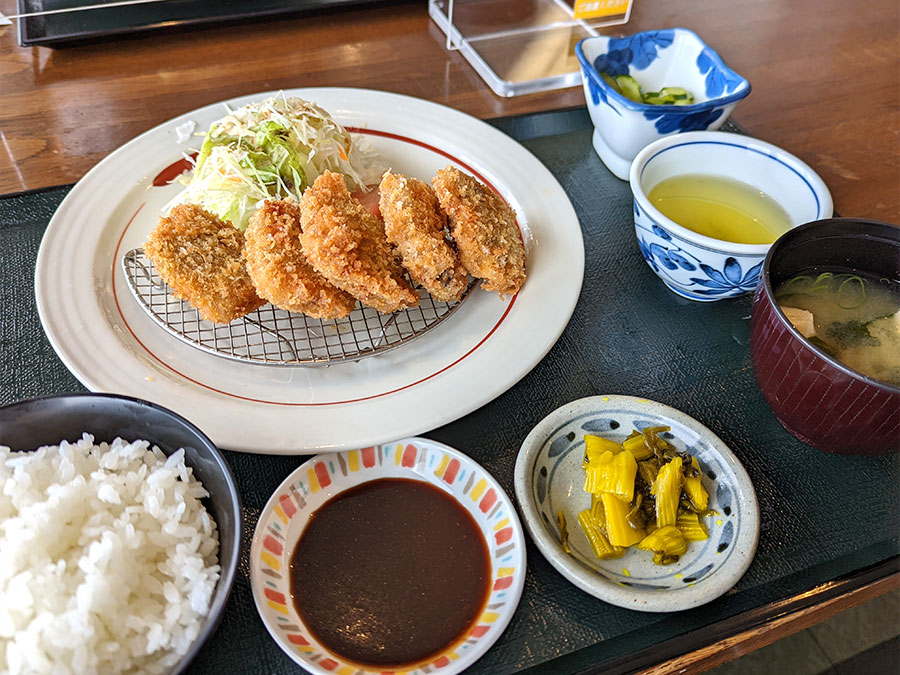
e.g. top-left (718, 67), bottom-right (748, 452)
top-left (750, 218), bottom-right (900, 454)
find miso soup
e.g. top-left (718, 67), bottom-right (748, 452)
top-left (775, 270), bottom-right (900, 387)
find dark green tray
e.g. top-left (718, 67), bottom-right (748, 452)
top-left (1, 108), bottom-right (897, 674)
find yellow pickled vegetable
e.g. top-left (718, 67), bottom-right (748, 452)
top-left (584, 449), bottom-right (637, 501)
top-left (577, 509), bottom-right (625, 559)
top-left (683, 456), bottom-right (709, 512)
top-left (651, 456), bottom-right (683, 528)
top-left (637, 460), bottom-right (659, 487)
top-left (583, 450), bottom-right (615, 493)
top-left (583, 434), bottom-right (621, 469)
top-left (642, 426), bottom-right (677, 459)
top-left (557, 510), bottom-right (571, 554)
top-left (601, 492), bottom-right (645, 547)
top-left (590, 493), bottom-right (605, 526)
top-left (565, 428), bottom-right (713, 567)
top-left (676, 512), bottom-right (709, 541)
top-left (622, 433), bottom-right (653, 461)
top-left (638, 525), bottom-right (688, 565)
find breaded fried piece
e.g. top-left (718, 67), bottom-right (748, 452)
top-left (379, 171), bottom-right (468, 303)
top-left (144, 204), bottom-right (265, 324)
top-left (243, 200), bottom-right (357, 319)
top-left (299, 172), bottom-right (419, 314)
top-left (432, 166), bottom-right (526, 298)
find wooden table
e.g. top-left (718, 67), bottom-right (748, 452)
top-left (1, 0), bottom-right (899, 224)
top-left (1, 1), bottom-right (898, 672)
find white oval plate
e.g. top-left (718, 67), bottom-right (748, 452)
top-left (249, 437), bottom-right (526, 674)
top-left (34, 88), bottom-right (584, 454)
top-left (514, 395), bottom-right (759, 612)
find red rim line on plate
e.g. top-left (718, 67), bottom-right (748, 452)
top-left (112, 128), bottom-right (521, 407)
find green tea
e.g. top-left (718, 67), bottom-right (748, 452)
top-left (648, 174), bottom-right (792, 244)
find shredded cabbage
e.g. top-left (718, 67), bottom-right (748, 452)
top-left (165, 94), bottom-right (381, 230)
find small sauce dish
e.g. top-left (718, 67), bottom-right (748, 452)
top-left (629, 131), bottom-right (833, 301)
top-left (576, 28), bottom-right (750, 179)
top-left (250, 438), bottom-right (525, 675)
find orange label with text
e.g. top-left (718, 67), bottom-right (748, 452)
top-left (573, 0), bottom-right (632, 19)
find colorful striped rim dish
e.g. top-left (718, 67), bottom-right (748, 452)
top-left (250, 438), bottom-right (526, 674)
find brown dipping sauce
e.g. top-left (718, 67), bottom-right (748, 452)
top-left (290, 478), bottom-right (491, 668)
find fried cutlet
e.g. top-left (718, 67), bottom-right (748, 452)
top-left (144, 204), bottom-right (265, 324)
top-left (243, 199), bottom-right (357, 319)
top-left (378, 171), bottom-right (468, 303)
top-left (299, 172), bottom-right (419, 314)
top-left (432, 166), bottom-right (526, 299)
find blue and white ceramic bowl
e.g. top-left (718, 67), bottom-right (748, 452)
top-left (630, 131), bottom-right (833, 301)
top-left (575, 28), bottom-right (750, 179)
top-left (513, 395), bottom-right (759, 613)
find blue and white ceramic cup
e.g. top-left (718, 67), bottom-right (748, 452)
top-left (576, 28), bottom-right (750, 179)
top-left (629, 131), bottom-right (833, 302)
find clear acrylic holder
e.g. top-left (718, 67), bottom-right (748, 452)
top-left (429, 0), bottom-right (632, 98)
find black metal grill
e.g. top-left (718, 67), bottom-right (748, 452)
top-left (122, 248), bottom-right (473, 366)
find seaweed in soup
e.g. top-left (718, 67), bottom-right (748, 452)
top-left (775, 270), bottom-right (900, 387)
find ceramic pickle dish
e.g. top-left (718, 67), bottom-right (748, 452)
top-left (514, 396), bottom-right (760, 612)
top-left (250, 438), bottom-right (526, 675)
top-left (575, 28), bottom-right (750, 179)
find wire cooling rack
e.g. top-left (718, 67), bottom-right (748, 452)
top-left (122, 248), bottom-right (473, 366)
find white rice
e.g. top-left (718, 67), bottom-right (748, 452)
top-left (0, 434), bottom-right (220, 675)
